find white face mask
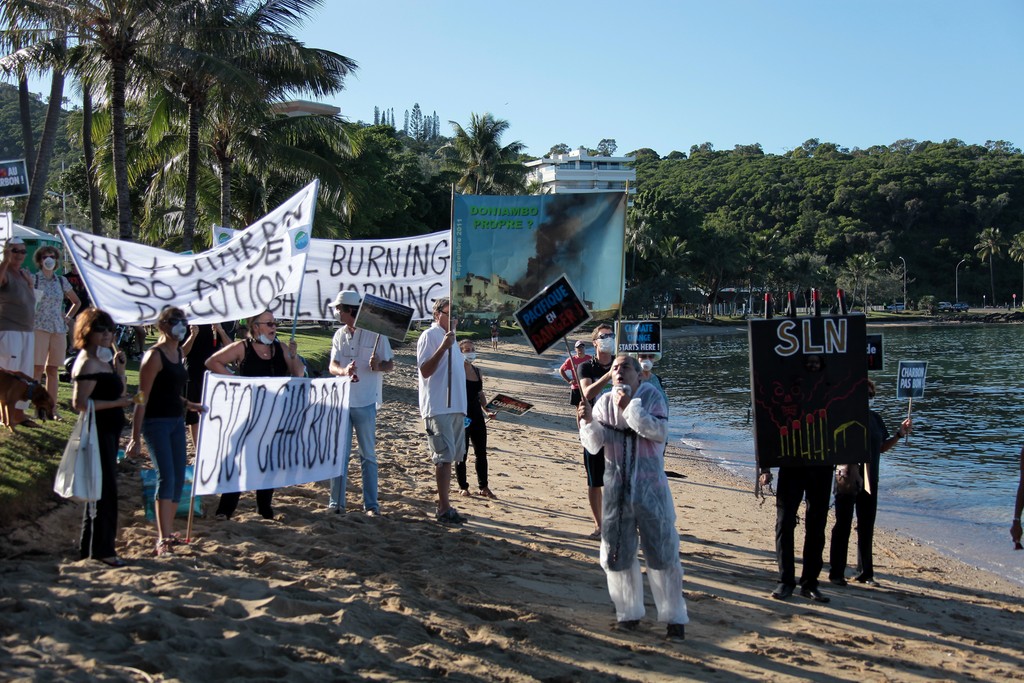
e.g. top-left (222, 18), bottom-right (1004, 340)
top-left (171, 322), bottom-right (187, 341)
top-left (640, 359), bottom-right (654, 372)
top-left (96, 346), bottom-right (114, 363)
top-left (464, 352), bottom-right (477, 363)
top-left (258, 333), bottom-right (275, 345)
top-left (42, 257), bottom-right (57, 271)
top-left (597, 338), bottom-right (615, 354)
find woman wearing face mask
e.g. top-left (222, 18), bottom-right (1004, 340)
top-left (71, 308), bottom-right (134, 567)
top-left (31, 246), bottom-right (81, 416)
top-left (456, 340), bottom-right (497, 498)
top-left (126, 307), bottom-right (203, 556)
top-left (635, 352), bottom-right (666, 404)
top-left (205, 311), bottom-right (304, 520)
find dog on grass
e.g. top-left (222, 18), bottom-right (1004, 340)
top-left (0, 369), bottom-right (56, 430)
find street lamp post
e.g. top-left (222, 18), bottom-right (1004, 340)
top-left (955, 258), bottom-right (966, 303)
top-left (898, 256), bottom-right (907, 311)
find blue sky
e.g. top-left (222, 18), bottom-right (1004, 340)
top-left (295, 0), bottom-right (1024, 157)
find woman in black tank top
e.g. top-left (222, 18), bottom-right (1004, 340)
top-left (204, 311), bottom-right (305, 520)
top-left (126, 307), bottom-right (205, 557)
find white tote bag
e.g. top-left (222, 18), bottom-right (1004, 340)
top-left (53, 401), bottom-right (102, 502)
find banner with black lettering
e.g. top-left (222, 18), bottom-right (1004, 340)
top-left (749, 314), bottom-right (869, 468)
top-left (193, 373), bottom-right (350, 495)
top-left (61, 181), bottom-right (317, 324)
top-left (452, 193), bottom-right (626, 321)
top-left (214, 227), bottom-right (450, 322)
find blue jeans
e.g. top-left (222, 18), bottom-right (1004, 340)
top-left (329, 404), bottom-right (379, 512)
top-left (142, 417), bottom-right (187, 502)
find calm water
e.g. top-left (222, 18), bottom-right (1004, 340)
top-left (657, 323), bottom-right (1024, 588)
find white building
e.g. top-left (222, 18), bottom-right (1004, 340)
top-left (524, 147), bottom-right (636, 196)
top-left (271, 100), bottom-right (341, 118)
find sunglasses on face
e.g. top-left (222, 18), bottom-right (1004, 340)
top-left (8, 249), bottom-right (26, 255)
top-left (92, 325), bottom-right (114, 333)
top-left (167, 318), bottom-right (187, 326)
top-left (597, 333), bottom-right (614, 340)
top-left (257, 321), bottom-right (278, 328)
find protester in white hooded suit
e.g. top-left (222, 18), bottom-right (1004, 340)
top-left (578, 354), bottom-right (688, 640)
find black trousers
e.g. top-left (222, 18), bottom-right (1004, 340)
top-left (80, 426), bottom-right (120, 559)
top-left (829, 488), bottom-right (878, 580)
top-left (216, 489), bottom-right (275, 519)
top-left (456, 415), bottom-right (488, 490)
top-left (775, 466), bottom-right (833, 590)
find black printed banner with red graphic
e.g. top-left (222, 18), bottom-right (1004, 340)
top-left (514, 274), bottom-right (591, 355)
top-left (749, 315), bottom-right (869, 468)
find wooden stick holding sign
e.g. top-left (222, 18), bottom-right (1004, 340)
top-left (896, 360), bottom-right (927, 446)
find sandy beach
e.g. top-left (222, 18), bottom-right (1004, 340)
top-left (2, 332), bottom-right (1023, 682)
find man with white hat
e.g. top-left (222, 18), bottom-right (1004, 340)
top-left (327, 290), bottom-right (394, 516)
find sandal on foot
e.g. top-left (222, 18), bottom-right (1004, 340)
top-left (155, 539), bottom-right (174, 557)
top-left (477, 488), bottom-right (497, 499)
top-left (98, 556), bottom-right (128, 568)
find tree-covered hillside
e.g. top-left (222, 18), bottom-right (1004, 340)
top-left (627, 139), bottom-right (1024, 310)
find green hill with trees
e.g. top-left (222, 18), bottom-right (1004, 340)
top-left (625, 139), bottom-right (1024, 312)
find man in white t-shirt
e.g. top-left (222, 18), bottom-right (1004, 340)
top-left (327, 291), bottom-right (394, 516)
top-left (416, 297), bottom-right (468, 524)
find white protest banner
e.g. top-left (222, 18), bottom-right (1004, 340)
top-left (60, 181), bottom-right (318, 324)
top-left (0, 212), bottom-right (11, 243)
top-left (215, 227), bottom-right (450, 321)
top-left (194, 373), bottom-right (350, 495)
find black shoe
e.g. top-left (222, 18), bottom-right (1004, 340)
top-left (800, 586), bottom-right (831, 603)
top-left (613, 619), bottom-right (641, 632)
top-left (259, 508), bottom-right (275, 520)
top-left (854, 575), bottom-right (879, 586)
top-left (666, 623), bottom-right (686, 640)
top-left (771, 583), bottom-right (795, 600)
top-left (828, 576), bottom-right (848, 586)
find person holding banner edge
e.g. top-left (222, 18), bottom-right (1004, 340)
top-left (326, 291), bottom-right (394, 516)
top-left (207, 311), bottom-right (304, 520)
top-left (417, 297), bottom-right (468, 524)
top-left (126, 307), bottom-right (206, 556)
top-left (578, 324), bottom-right (616, 538)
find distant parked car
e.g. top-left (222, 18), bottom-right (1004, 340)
top-left (952, 302), bottom-right (969, 312)
top-left (884, 303), bottom-right (906, 312)
top-left (938, 301), bottom-right (953, 311)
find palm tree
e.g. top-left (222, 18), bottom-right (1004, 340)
top-left (146, 0), bottom-right (355, 249)
top-left (837, 253), bottom-right (880, 311)
top-left (1009, 231), bottom-right (1024, 309)
top-left (974, 226), bottom-right (1005, 307)
top-left (0, 4), bottom-right (68, 229)
top-left (439, 113), bottom-right (525, 194)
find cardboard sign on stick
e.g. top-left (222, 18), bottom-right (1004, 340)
top-left (0, 159), bottom-right (30, 198)
top-left (354, 293), bottom-right (415, 341)
top-left (486, 394), bottom-right (533, 416)
top-left (617, 320), bottom-right (661, 354)
top-left (514, 274), bottom-right (591, 355)
top-left (896, 360), bottom-right (928, 399)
